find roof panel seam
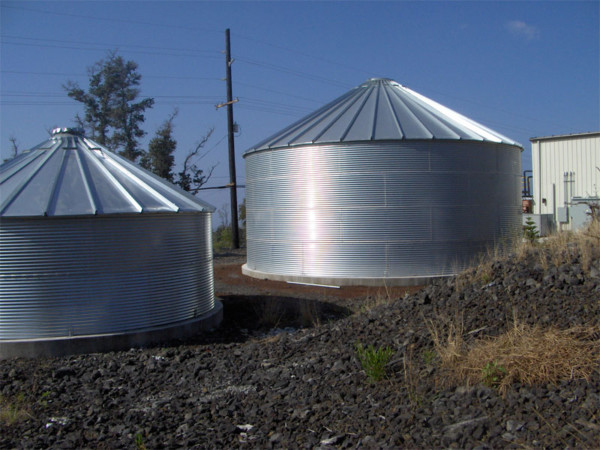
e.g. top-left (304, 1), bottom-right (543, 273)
top-left (0, 144), bottom-right (61, 216)
top-left (44, 146), bottom-right (69, 216)
top-left (77, 141), bottom-right (100, 214)
top-left (395, 87), bottom-right (463, 140)
top-left (287, 94), bottom-right (354, 145)
top-left (381, 82), bottom-right (405, 139)
top-left (103, 155), bottom-right (180, 213)
top-left (371, 82), bottom-right (380, 140)
top-left (340, 85), bottom-right (374, 142)
top-left (84, 146), bottom-right (143, 213)
top-left (312, 86), bottom-right (370, 143)
top-left (387, 86), bottom-right (435, 139)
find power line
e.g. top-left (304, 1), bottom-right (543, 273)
top-left (1, 91), bottom-right (312, 114)
top-left (235, 81), bottom-right (323, 105)
top-left (231, 31), bottom-right (379, 80)
top-left (0, 4), bottom-right (572, 136)
top-left (0, 4), bottom-right (222, 34)
top-left (1, 40), bottom-right (222, 59)
top-left (1, 70), bottom-right (221, 82)
top-left (1, 35), bottom-right (220, 56)
top-left (236, 56), bottom-right (352, 89)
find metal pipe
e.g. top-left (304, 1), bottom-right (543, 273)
top-left (522, 169), bottom-right (532, 196)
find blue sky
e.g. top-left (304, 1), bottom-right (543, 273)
top-left (1, 1), bottom-right (598, 216)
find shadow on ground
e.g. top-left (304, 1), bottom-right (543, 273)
top-left (163, 295), bottom-right (353, 347)
top-left (220, 295), bottom-right (353, 331)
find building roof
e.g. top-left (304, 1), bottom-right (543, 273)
top-left (530, 131), bottom-right (600, 142)
top-left (0, 128), bottom-right (214, 217)
top-left (246, 78), bottom-right (522, 154)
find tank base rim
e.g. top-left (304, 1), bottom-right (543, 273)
top-left (0, 300), bottom-right (223, 359)
top-left (242, 264), bottom-right (451, 287)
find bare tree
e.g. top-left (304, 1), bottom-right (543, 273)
top-left (176, 128), bottom-right (217, 194)
top-left (8, 136), bottom-right (19, 159)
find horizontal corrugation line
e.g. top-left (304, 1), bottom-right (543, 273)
top-left (245, 141), bottom-right (522, 280)
top-left (0, 214), bottom-right (214, 339)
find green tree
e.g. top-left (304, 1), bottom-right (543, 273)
top-left (238, 197), bottom-right (246, 246)
top-left (141, 110), bottom-right (178, 182)
top-left (523, 216), bottom-right (540, 243)
top-left (64, 51), bottom-right (154, 161)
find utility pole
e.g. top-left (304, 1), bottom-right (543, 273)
top-left (225, 28), bottom-right (240, 249)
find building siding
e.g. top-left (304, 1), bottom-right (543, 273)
top-left (532, 133), bottom-right (600, 230)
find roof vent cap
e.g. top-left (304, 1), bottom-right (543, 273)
top-left (51, 127), bottom-right (85, 137)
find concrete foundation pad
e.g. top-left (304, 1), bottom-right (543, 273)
top-left (0, 300), bottom-right (223, 360)
top-left (242, 264), bottom-right (450, 287)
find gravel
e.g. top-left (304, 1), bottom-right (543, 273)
top-left (1, 246), bottom-right (599, 448)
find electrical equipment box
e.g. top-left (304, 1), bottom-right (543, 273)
top-left (557, 207), bottom-right (568, 223)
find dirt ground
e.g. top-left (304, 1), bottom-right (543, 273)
top-left (213, 248), bottom-right (424, 313)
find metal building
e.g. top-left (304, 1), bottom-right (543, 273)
top-left (243, 78), bottom-right (523, 286)
top-left (0, 128), bottom-right (222, 358)
top-left (530, 131), bottom-right (600, 231)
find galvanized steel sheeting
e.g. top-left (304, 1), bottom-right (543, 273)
top-left (247, 78), bottom-right (522, 153)
top-left (0, 130), bottom-right (214, 217)
top-left (244, 141), bottom-right (522, 282)
top-left (0, 214), bottom-right (214, 340)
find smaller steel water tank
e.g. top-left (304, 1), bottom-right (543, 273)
top-left (0, 128), bottom-right (222, 358)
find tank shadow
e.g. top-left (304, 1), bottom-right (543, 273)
top-left (168, 295), bottom-right (353, 346)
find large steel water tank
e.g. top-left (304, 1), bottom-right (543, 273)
top-left (243, 79), bottom-right (523, 286)
top-left (0, 128), bottom-right (222, 358)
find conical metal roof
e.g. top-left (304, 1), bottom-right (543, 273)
top-left (0, 128), bottom-right (214, 217)
top-left (246, 78), bottom-right (522, 153)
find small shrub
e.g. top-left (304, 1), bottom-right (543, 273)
top-left (523, 216), bottom-right (540, 243)
top-left (422, 349), bottom-right (437, 366)
top-left (355, 342), bottom-right (394, 382)
top-left (37, 391), bottom-right (51, 408)
top-left (481, 361), bottom-right (507, 388)
top-left (0, 392), bottom-right (30, 425)
top-left (134, 432), bottom-right (147, 450)
top-left (212, 224), bottom-right (233, 252)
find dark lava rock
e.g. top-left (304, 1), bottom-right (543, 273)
top-left (1, 245), bottom-right (599, 449)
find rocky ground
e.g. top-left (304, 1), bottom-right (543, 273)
top-left (1, 246), bottom-right (599, 449)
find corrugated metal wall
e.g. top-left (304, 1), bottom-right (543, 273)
top-left (532, 133), bottom-right (600, 230)
top-left (245, 141), bottom-right (522, 282)
top-left (0, 213), bottom-right (214, 340)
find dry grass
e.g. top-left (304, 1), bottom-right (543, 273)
top-left (298, 299), bottom-right (321, 328)
top-left (533, 219), bottom-right (600, 273)
top-left (429, 317), bottom-right (600, 395)
top-left (456, 219), bottom-right (600, 289)
top-left (255, 298), bottom-right (284, 328)
top-left (359, 284), bottom-right (395, 313)
top-left (429, 219), bottom-right (600, 394)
